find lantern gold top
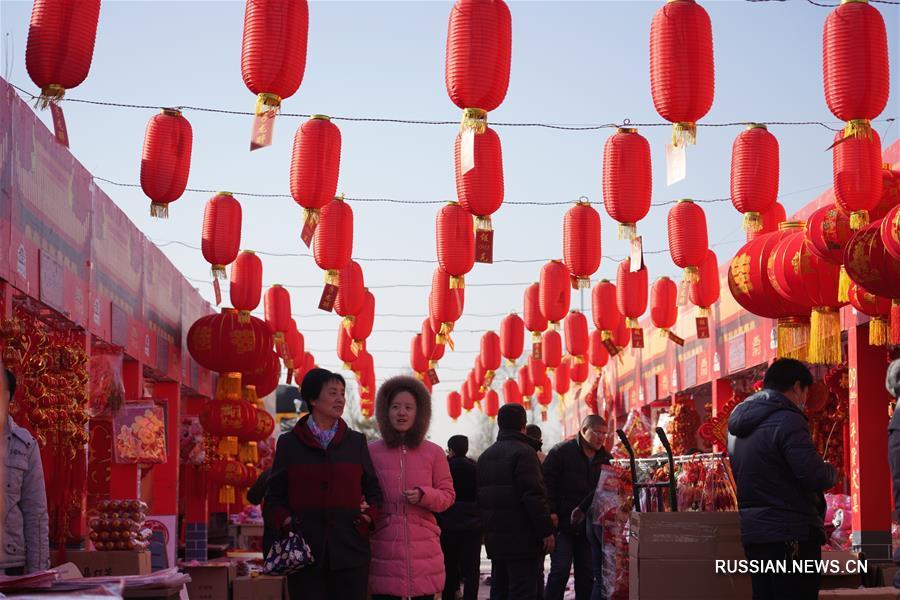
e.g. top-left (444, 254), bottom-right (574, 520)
top-left (841, 0), bottom-right (868, 4)
top-left (311, 114), bottom-right (331, 121)
top-left (271, 283), bottom-right (283, 288)
top-left (657, 276), bottom-right (672, 281)
top-left (161, 108), bottom-right (182, 117)
top-left (778, 221), bottom-right (806, 231)
top-left (746, 123), bottom-right (768, 131)
top-left (240, 250), bottom-right (256, 255)
top-left (217, 191), bottom-right (233, 197)
top-left (677, 199), bottom-right (695, 204)
top-left (617, 127), bottom-right (638, 134)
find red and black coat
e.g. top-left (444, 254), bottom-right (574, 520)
top-left (265, 415), bottom-right (383, 570)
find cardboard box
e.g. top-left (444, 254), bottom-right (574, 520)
top-left (184, 562), bottom-right (238, 600)
top-left (877, 565), bottom-right (899, 587)
top-left (237, 524), bottom-right (264, 551)
top-left (629, 512), bottom-right (746, 560)
top-left (59, 550), bottom-right (152, 577)
top-left (233, 575), bottom-right (287, 600)
top-left (123, 587), bottom-right (183, 600)
top-left (820, 551), bottom-right (867, 590)
top-left (628, 556), bottom-right (752, 600)
top-left (818, 588), bottom-right (900, 599)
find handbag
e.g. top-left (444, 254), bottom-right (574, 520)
top-left (262, 531), bottom-right (314, 575)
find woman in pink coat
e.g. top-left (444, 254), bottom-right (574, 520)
top-left (368, 375), bottom-right (456, 600)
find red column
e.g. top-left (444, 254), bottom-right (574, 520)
top-left (711, 378), bottom-right (733, 452)
top-left (182, 395), bottom-right (209, 562)
top-left (848, 321), bottom-right (892, 560)
top-left (110, 358), bottom-right (141, 499)
top-left (148, 381), bottom-right (180, 514)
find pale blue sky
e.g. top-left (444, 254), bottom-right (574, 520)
top-left (2, 0), bottom-right (898, 448)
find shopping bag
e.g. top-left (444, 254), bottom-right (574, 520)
top-left (262, 531), bottom-right (314, 575)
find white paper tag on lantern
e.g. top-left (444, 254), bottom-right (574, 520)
top-left (460, 128), bottom-right (476, 175)
top-left (630, 236), bottom-right (643, 272)
top-left (665, 143), bottom-right (686, 186)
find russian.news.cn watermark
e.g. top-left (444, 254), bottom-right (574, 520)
top-left (715, 559), bottom-right (868, 575)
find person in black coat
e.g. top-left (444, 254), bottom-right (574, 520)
top-left (886, 359), bottom-right (900, 589)
top-left (439, 435), bottom-right (481, 600)
top-left (477, 403), bottom-right (555, 600)
top-left (727, 359), bottom-right (837, 600)
top-left (542, 415), bottom-right (612, 600)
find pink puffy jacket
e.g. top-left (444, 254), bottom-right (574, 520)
top-left (368, 439), bottom-right (455, 597)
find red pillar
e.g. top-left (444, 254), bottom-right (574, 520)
top-left (711, 378), bottom-right (733, 452)
top-left (183, 395), bottom-right (209, 562)
top-left (148, 381), bottom-right (180, 515)
top-left (848, 321), bottom-right (892, 560)
top-left (110, 358), bottom-right (141, 500)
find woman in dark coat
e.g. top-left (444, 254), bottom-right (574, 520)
top-left (265, 368), bottom-right (383, 600)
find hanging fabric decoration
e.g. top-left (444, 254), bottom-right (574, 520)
top-left (187, 309), bottom-right (273, 374)
top-left (290, 115), bottom-right (342, 246)
top-left (410, 334), bottom-right (430, 376)
top-left (484, 389), bottom-right (500, 419)
top-left (436, 201), bottom-right (476, 288)
top-left (730, 124), bottom-right (779, 233)
top-left (349, 290), bottom-right (375, 354)
top-left (202, 193), bottom-right (242, 304)
top-left (833, 125), bottom-right (883, 230)
top-left (569, 356), bottom-right (589, 385)
top-left (563, 200), bottom-right (601, 289)
top-left (553, 361), bottom-right (571, 398)
top-left (650, 277), bottom-right (678, 340)
top-left (688, 250), bottom-right (719, 338)
top-left (241, 0), bottom-right (309, 149)
top-left (668, 200), bottom-right (709, 282)
top-left (140, 109), bottom-right (193, 218)
top-left (421, 319), bottom-right (438, 367)
top-left (873, 167), bottom-right (900, 221)
top-left (536, 375), bottom-right (553, 422)
top-left (847, 282), bottom-right (892, 346)
top-left (313, 197), bottom-right (353, 311)
top-left (517, 364), bottom-right (535, 407)
top-left (563, 311), bottom-right (589, 363)
top-left (430, 269), bottom-right (465, 349)
top-left (500, 312), bottom-right (525, 366)
top-left (602, 128), bottom-right (652, 240)
top-left (524, 283), bottom-right (548, 358)
top-left (616, 258), bottom-right (648, 348)
top-left (539, 260), bottom-right (571, 328)
top-left (843, 220), bottom-right (900, 346)
top-left (455, 127), bottom-right (504, 263)
top-left (229, 250), bottom-right (263, 324)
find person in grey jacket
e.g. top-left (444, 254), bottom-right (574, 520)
top-left (1, 367), bottom-right (49, 575)
top-left (886, 359), bottom-right (900, 588)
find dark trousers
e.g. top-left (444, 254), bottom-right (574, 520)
top-left (490, 556), bottom-right (544, 600)
top-left (287, 564), bottom-right (368, 600)
top-left (743, 540), bottom-right (821, 600)
top-left (586, 521), bottom-right (605, 600)
top-left (441, 531), bottom-right (481, 600)
top-left (4, 567), bottom-right (25, 576)
top-left (372, 596), bottom-right (433, 600)
top-left (545, 529), bottom-right (592, 600)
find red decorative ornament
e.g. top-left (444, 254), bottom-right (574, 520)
top-left (847, 282), bottom-right (892, 346)
top-left (202, 193), bottom-right (243, 280)
top-left (649, 0), bottom-right (715, 146)
top-left (523, 283), bottom-right (548, 343)
top-left (833, 125), bottom-right (883, 230)
top-left (668, 200), bottom-right (709, 282)
top-left (455, 127), bottom-right (504, 235)
top-left (447, 391), bottom-right (462, 421)
top-left (602, 128), bottom-right (652, 240)
top-left (502, 379), bottom-right (522, 405)
top-left (541, 330), bottom-right (562, 371)
top-left (25, 0), bottom-right (101, 105)
top-left (611, 317), bottom-right (631, 351)
top-left (264, 285), bottom-right (292, 344)
top-left (749, 202), bottom-right (786, 241)
top-left (410, 334), bottom-right (429, 374)
top-left (563, 201), bottom-right (601, 288)
top-left (230, 250), bottom-right (263, 323)
top-left (823, 0), bottom-right (889, 123)
top-left (554, 361), bottom-right (571, 397)
top-left (650, 277), bottom-right (678, 335)
top-left (140, 109), bottom-right (193, 218)
top-left (436, 202), bottom-right (475, 289)
top-left (882, 204), bottom-right (900, 261)
top-left (314, 197), bottom-right (353, 286)
top-left (188, 309), bottom-right (273, 374)
top-left (474, 357), bottom-right (488, 389)
top-left (563, 311), bottom-right (589, 360)
top-left (539, 261), bottom-right (571, 326)
top-left (844, 220), bottom-right (900, 345)
top-left (430, 269), bottom-right (465, 347)
top-left (592, 280), bottom-right (622, 339)
top-left (688, 250), bottom-right (720, 316)
top-left (517, 365), bottom-right (535, 398)
top-left (290, 115), bottom-right (341, 239)
top-left (588, 329), bottom-right (609, 370)
top-left (730, 124), bottom-right (779, 233)
top-left (282, 325), bottom-right (304, 371)
top-left (616, 258), bottom-right (648, 329)
top-left (484, 389), bottom-right (500, 419)
top-left (480, 331), bottom-right (502, 376)
top-left (499, 313), bottom-right (524, 364)
top-left (334, 260), bottom-right (365, 319)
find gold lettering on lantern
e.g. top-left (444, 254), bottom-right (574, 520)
top-left (230, 330), bottom-right (255, 354)
top-left (221, 404), bottom-right (243, 429)
top-left (192, 326), bottom-right (212, 352)
top-left (730, 254), bottom-right (753, 295)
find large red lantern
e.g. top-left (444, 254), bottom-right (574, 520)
top-left (455, 127), bottom-right (504, 247)
top-left (823, 0), bottom-right (889, 123)
top-left (668, 200), bottom-right (709, 281)
top-left (649, 0), bottom-right (715, 146)
top-left (350, 290), bottom-right (376, 350)
top-left (523, 283), bottom-right (548, 344)
top-left (335, 260), bottom-right (365, 321)
top-left (480, 331), bottom-right (502, 376)
top-left (730, 124), bottom-right (779, 232)
top-left (554, 361), bottom-right (571, 397)
top-left (602, 128), bottom-right (652, 240)
top-left (541, 330), bottom-right (562, 371)
top-left (502, 379), bottom-right (522, 406)
top-left (651, 277), bottom-right (678, 337)
top-left (563, 201), bottom-right (601, 288)
top-left (241, 0), bottom-right (309, 115)
top-left (844, 220), bottom-right (900, 345)
top-left (806, 204), bottom-right (854, 301)
top-left (230, 251), bottom-right (263, 323)
top-left (500, 313), bottom-right (524, 365)
top-left (25, 0), bottom-right (101, 105)
top-left (749, 202), bottom-right (787, 241)
top-left (140, 109), bottom-right (193, 218)
top-left (242, 354), bottom-right (281, 399)
top-left (882, 205), bottom-right (900, 261)
top-left (264, 285), bottom-right (292, 344)
top-left (484, 389), bottom-right (500, 419)
top-left (539, 261), bottom-right (571, 326)
top-left (436, 202), bottom-right (475, 288)
top-left (847, 282), bottom-right (892, 347)
top-left (689, 250), bottom-right (720, 317)
top-left (431, 269), bottom-right (465, 347)
top-left (290, 115), bottom-right (341, 240)
top-left (588, 329), bottom-right (609, 371)
top-left (447, 391), bottom-right (462, 421)
top-left (202, 193), bottom-right (243, 280)
top-left (314, 197), bottom-right (353, 286)
top-left (563, 311), bottom-right (589, 360)
top-left (517, 365), bottom-right (535, 399)
top-left (410, 335), bottom-right (429, 374)
top-left (188, 309), bottom-right (273, 374)
top-left (616, 258), bottom-right (648, 330)
top-left (833, 126), bottom-right (883, 230)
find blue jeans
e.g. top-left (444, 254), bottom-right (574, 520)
top-left (545, 528), bottom-right (592, 600)
top-left (586, 521), bottom-right (605, 600)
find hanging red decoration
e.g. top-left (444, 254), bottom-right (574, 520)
top-left (649, 0), bottom-right (715, 146)
top-left (554, 361), bottom-right (571, 397)
top-left (539, 260), bottom-right (571, 327)
top-left (421, 319), bottom-right (438, 367)
top-left (202, 193), bottom-right (243, 281)
top-left (541, 330), bottom-right (562, 371)
top-left (447, 391), bottom-right (462, 421)
top-left (499, 312), bottom-right (525, 365)
top-left (334, 260), bottom-right (365, 322)
top-left (484, 389), bottom-right (500, 419)
top-left (616, 258), bottom-right (648, 330)
top-left (188, 309), bottom-right (273, 374)
top-left (230, 250), bottom-right (263, 324)
top-left (611, 317), bottom-right (631, 352)
top-left (668, 200), bottom-right (709, 281)
top-left (833, 125), bottom-right (883, 230)
top-left (410, 334), bottom-right (429, 374)
top-left (592, 280), bottom-right (622, 340)
top-left (844, 220), bottom-right (900, 345)
top-left (264, 285), bottom-right (292, 345)
top-left (730, 124), bottom-right (779, 233)
top-left (602, 127), bottom-right (652, 240)
top-left (209, 459), bottom-right (249, 504)
top-left (480, 331), bottom-right (502, 378)
top-left (281, 325), bottom-right (304, 371)
top-left (823, 0), bottom-right (889, 123)
top-left (882, 204), bottom-right (900, 261)
top-left (436, 202), bottom-right (475, 288)
top-left (349, 290), bottom-right (375, 352)
top-left (290, 115), bottom-right (342, 245)
top-left (430, 269), bottom-right (465, 348)
top-left (847, 282), bottom-right (892, 346)
top-left (314, 197), bottom-right (353, 287)
top-left (563, 201), bottom-right (601, 288)
top-left (474, 357), bottom-right (488, 390)
top-left (25, 0), bottom-right (101, 106)
top-left (461, 381), bottom-right (475, 412)
top-left (689, 250), bottom-right (720, 316)
top-left (517, 365), bottom-right (535, 399)
top-left (338, 325), bottom-right (357, 368)
top-left (502, 379), bottom-right (522, 405)
top-left (650, 277), bottom-right (678, 336)
top-left (536, 378), bottom-right (553, 420)
top-left (563, 311), bottom-right (589, 361)
top-left (528, 356), bottom-right (547, 391)
top-left (749, 202), bottom-right (786, 241)
top-left (588, 329), bottom-right (609, 371)
top-left (455, 126), bottom-right (504, 258)
top-left (140, 109), bottom-right (193, 218)
top-left (523, 283), bottom-right (548, 345)
top-left (569, 357), bottom-right (588, 385)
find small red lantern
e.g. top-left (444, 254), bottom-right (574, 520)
top-left (570, 357), bottom-right (588, 385)
top-left (436, 202), bottom-right (475, 289)
top-left (447, 391), bottom-right (462, 421)
top-left (518, 365), bottom-right (535, 399)
top-left (455, 127), bottom-right (504, 240)
top-left (806, 204), bottom-right (854, 301)
top-left (833, 125), bottom-right (883, 230)
top-left (484, 389), bottom-right (500, 419)
top-left (502, 379), bottom-right (522, 406)
top-left (823, 0), bottom-right (889, 123)
top-left (338, 325), bottom-right (357, 368)
top-left (140, 109), bottom-right (193, 218)
top-left (616, 258), bottom-right (648, 330)
top-left (500, 313), bottom-right (525, 365)
top-left (847, 282), bottom-right (892, 347)
top-left (749, 202), bottom-right (787, 241)
top-left (290, 115), bottom-right (341, 239)
top-left (611, 318), bottom-right (631, 352)
top-left (528, 356), bottom-right (547, 391)
top-left (335, 260), bottom-right (365, 320)
top-left (650, 277), bottom-right (678, 336)
top-left (668, 200), bottom-right (709, 281)
top-left (314, 197), bottom-right (353, 286)
top-left (264, 285), bottom-right (292, 344)
top-left (430, 338), bottom-right (446, 365)
top-left (431, 269), bottom-right (465, 347)
top-left (480, 331), bottom-right (502, 376)
top-left (649, 0), bottom-right (715, 146)
top-left (461, 381), bottom-right (475, 412)
top-left (592, 280), bottom-right (623, 341)
top-left (588, 329), bottom-right (609, 371)
top-left (524, 283), bottom-right (548, 344)
top-left (602, 128), bottom-right (652, 240)
top-left (563, 201), bottom-right (601, 288)
top-left (554, 361), bottom-right (571, 397)
top-left (541, 330), bottom-right (562, 371)
top-left (539, 260), bottom-right (571, 326)
top-left (882, 204), bottom-right (900, 261)
top-left (421, 319), bottom-right (438, 367)
top-left (283, 326), bottom-right (304, 371)
top-left (410, 334), bottom-right (429, 374)
top-left (689, 250), bottom-right (720, 316)
top-left (350, 290), bottom-right (376, 349)
top-left (230, 250), bottom-right (263, 323)
top-left (536, 379), bottom-right (553, 420)
top-left (474, 357), bottom-right (488, 389)
top-left (202, 193), bottom-right (243, 280)
top-left (730, 124), bottom-right (779, 232)
top-left (563, 311), bottom-right (589, 360)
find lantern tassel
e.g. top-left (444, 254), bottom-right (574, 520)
top-left (475, 216), bottom-right (493, 232)
top-left (776, 318), bottom-right (809, 361)
top-left (325, 270), bottom-right (340, 287)
top-left (351, 340), bottom-right (364, 355)
top-left (698, 307), bottom-right (711, 318)
top-left (460, 108), bottom-right (487, 134)
top-left (440, 322), bottom-right (455, 351)
top-left (342, 316), bottom-right (356, 334)
top-left (243, 386), bottom-right (258, 405)
top-left (255, 93), bottom-right (281, 117)
top-left (211, 265), bottom-right (227, 279)
top-left (35, 84), bottom-right (66, 110)
top-left (683, 266), bottom-right (699, 283)
top-left (849, 210), bottom-right (869, 231)
top-left (150, 202), bottom-right (169, 219)
top-left (672, 122), bottom-right (697, 147)
top-left (892, 301), bottom-right (900, 346)
top-left (838, 267), bottom-right (852, 303)
top-left (843, 119), bottom-right (872, 141)
top-left (869, 317), bottom-right (889, 347)
top-left (626, 317), bottom-right (640, 329)
top-left (618, 223), bottom-right (637, 241)
top-left (216, 373), bottom-right (243, 400)
top-left (218, 436), bottom-right (238, 458)
top-left (742, 212), bottom-right (762, 233)
top-left (219, 485), bottom-right (236, 506)
top-left (450, 276), bottom-right (465, 289)
top-left (601, 330), bottom-right (612, 342)
top-left (658, 328), bottom-right (669, 338)
top-left (237, 310), bottom-right (251, 324)
top-left (808, 308), bottom-right (842, 365)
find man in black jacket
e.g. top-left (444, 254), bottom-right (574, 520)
top-left (439, 435), bottom-right (482, 600)
top-left (728, 359), bottom-right (837, 600)
top-left (477, 403), bottom-right (555, 600)
top-left (886, 359), bottom-right (900, 589)
top-left (543, 415), bottom-right (612, 600)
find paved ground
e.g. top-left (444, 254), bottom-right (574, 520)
top-left (473, 551), bottom-right (576, 600)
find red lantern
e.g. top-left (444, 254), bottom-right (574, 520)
top-left (517, 365), bottom-right (535, 398)
top-left (436, 202), bottom-right (475, 289)
top-left (461, 381), bottom-right (475, 412)
top-left (833, 126), bottom-right (883, 230)
top-left (284, 326), bottom-right (304, 371)
top-left (241, 405), bottom-right (276, 443)
top-left (844, 220), bottom-right (900, 345)
top-left (616, 258), bottom-right (648, 329)
top-left (447, 391), bottom-right (462, 421)
top-left (202, 193), bottom-right (243, 280)
top-left (444, 0), bottom-right (512, 120)
top-left (570, 357), bottom-right (588, 385)
top-left (338, 325), bottom-right (357, 368)
top-left (749, 202), bottom-right (787, 241)
top-left (421, 319), bottom-right (438, 367)
top-left (847, 282), bottom-right (892, 346)
top-left (350, 290), bottom-right (376, 348)
top-left (230, 251), bottom-right (263, 323)
top-left (563, 201), bottom-right (601, 288)
top-left (502, 379), bottom-right (522, 406)
top-left (480, 331), bottom-right (502, 375)
top-left (689, 250), bottom-right (720, 316)
top-left (335, 260), bottom-right (365, 319)
top-left (500, 313), bottom-right (524, 364)
top-left (882, 204), bottom-right (900, 261)
top-left (523, 283), bottom-right (548, 343)
top-left (431, 269), bottom-right (465, 347)
top-left (410, 334), bottom-right (429, 374)
top-left (474, 357), bottom-right (488, 389)
top-left (455, 127), bottom-right (504, 233)
top-left (806, 204), bottom-right (854, 301)
top-left (602, 128), bottom-right (652, 240)
top-left (140, 109), bottom-right (193, 218)
top-left (668, 200), bottom-right (709, 281)
top-left (730, 124), bottom-right (779, 232)
top-left (588, 329), bottom-right (609, 371)
top-left (430, 338), bottom-right (446, 365)
top-left (611, 318), bottom-right (631, 352)
top-left (554, 361), bottom-right (571, 397)
top-left (241, 0), bottom-right (309, 114)
top-left (872, 167), bottom-right (900, 221)
top-left (650, 277), bottom-right (678, 335)
top-left (314, 197), bottom-right (353, 285)
top-left (188, 309), bottom-right (273, 374)
top-left (351, 349), bottom-right (374, 382)
top-left (528, 356), bottom-right (547, 390)
top-left (264, 285), bottom-right (292, 343)
top-left (649, 0), bottom-right (715, 145)
top-left (563, 311), bottom-right (589, 360)
top-left (541, 330), bottom-right (562, 371)
top-left (210, 459), bottom-right (248, 504)
top-left (539, 261), bottom-right (571, 326)
top-left (290, 115), bottom-right (341, 235)
top-left (484, 389), bottom-right (500, 419)
top-left (536, 379), bottom-right (553, 419)
top-left (823, 0), bottom-right (889, 122)
top-left (592, 280), bottom-right (622, 339)
top-left (25, 0), bottom-right (101, 105)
